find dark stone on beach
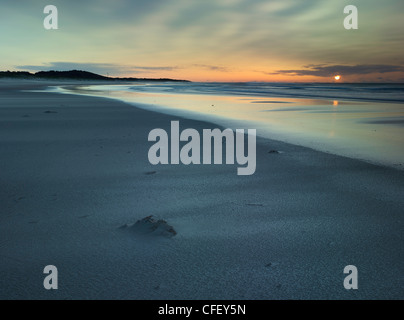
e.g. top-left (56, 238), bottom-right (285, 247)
top-left (145, 171), bottom-right (157, 175)
top-left (14, 196), bottom-right (25, 202)
top-left (265, 262), bottom-right (279, 268)
top-left (122, 215), bottom-right (177, 238)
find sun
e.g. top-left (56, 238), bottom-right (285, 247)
top-left (334, 75), bottom-right (341, 81)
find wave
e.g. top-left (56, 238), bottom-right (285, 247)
top-left (128, 82), bottom-right (404, 103)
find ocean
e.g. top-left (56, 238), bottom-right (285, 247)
top-left (53, 82), bottom-right (404, 169)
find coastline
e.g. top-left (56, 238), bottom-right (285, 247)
top-left (58, 83), bottom-right (404, 171)
top-left (0, 80), bottom-right (403, 299)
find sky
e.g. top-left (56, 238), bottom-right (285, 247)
top-left (1, 0), bottom-right (404, 82)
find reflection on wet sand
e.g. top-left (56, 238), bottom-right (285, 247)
top-left (59, 84), bottom-right (404, 169)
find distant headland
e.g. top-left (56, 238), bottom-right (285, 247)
top-left (0, 70), bottom-right (190, 82)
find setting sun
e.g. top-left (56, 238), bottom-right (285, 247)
top-left (334, 75), bottom-right (341, 81)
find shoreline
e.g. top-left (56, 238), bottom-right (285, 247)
top-left (1, 80), bottom-right (403, 299)
top-left (3, 78), bottom-right (404, 103)
top-left (56, 82), bottom-right (404, 171)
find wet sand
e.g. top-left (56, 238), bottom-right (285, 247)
top-left (0, 80), bottom-right (403, 299)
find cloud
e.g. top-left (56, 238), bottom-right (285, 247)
top-left (132, 66), bottom-right (179, 71)
top-left (4, 1), bottom-right (404, 82)
top-left (193, 64), bottom-right (229, 72)
top-left (271, 64), bottom-right (404, 77)
top-left (16, 62), bottom-right (179, 76)
top-left (16, 61), bottom-right (229, 76)
top-left (17, 62), bottom-right (131, 76)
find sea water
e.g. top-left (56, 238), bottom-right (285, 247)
top-left (55, 82), bottom-right (404, 169)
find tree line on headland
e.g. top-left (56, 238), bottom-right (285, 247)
top-left (0, 70), bottom-right (190, 82)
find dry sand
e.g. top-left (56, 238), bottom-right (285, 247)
top-left (0, 80), bottom-right (403, 299)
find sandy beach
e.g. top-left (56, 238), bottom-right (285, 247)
top-left (0, 80), bottom-right (403, 300)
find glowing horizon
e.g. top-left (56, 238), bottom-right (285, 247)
top-left (2, 0), bottom-right (404, 82)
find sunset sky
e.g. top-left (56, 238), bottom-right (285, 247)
top-left (2, 0), bottom-right (404, 82)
